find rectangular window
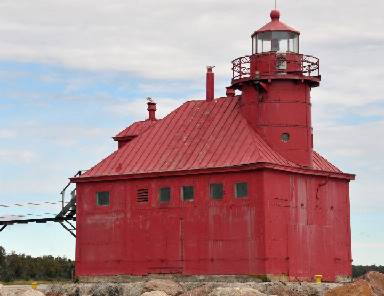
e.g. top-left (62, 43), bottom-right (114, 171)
top-left (210, 183), bottom-right (223, 200)
top-left (137, 188), bottom-right (149, 203)
top-left (159, 187), bottom-right (171, 202)
top-left (96, 191), bottom-right (110, 206)
top-left (182, 186), bottom-right (194, 201)
top-left (235, 182), bottom-right (248, 198)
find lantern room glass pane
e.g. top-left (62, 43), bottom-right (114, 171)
top-left (272, 31), bottom-right (288, 52)
top-left (254, 31), bottom-right (299, 53)
top-left (288, 33), bottom-right (299, 53)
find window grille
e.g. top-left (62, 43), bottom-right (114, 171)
top-left (137, 188), bottom-right (149, 203)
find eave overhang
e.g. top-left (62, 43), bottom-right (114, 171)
top-left (71, 162), bottom-right (355, 183)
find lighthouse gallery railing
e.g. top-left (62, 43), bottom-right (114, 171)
top-left (232, 53), bottom-right (320, 81)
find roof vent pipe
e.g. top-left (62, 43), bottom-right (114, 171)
top-left (206, 66), bottom-right (215, 102)
top-left (146, 98), bottom-right (157, 121)
top-left (226, 87), bottom-right (235, 97)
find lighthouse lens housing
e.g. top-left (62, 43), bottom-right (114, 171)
top-left (253, 32), bottom-right (299, 54)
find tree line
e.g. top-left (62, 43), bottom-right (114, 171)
top-left (0, 245), bottom-right (383, 281)
top-left (352, 265), bottom-right (384, 278)
top-left (0, 246), bottom-right (74, 282)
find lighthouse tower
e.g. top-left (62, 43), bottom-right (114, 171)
top-left (230, 10), bottom-right (320, 167)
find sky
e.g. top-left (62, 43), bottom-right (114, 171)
top-left (0, 0), bottom-right (383, 265)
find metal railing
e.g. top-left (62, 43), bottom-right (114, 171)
top-left (232, 55), bottom-right (252, 81)
top-left (232, 53), bottom-right (320, 81)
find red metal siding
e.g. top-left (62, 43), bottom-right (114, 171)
top-left (241, 80), bottom-right (313, 167)
top-left (262, 170), bottom-right (351, 281)
top-left (76, 171), bottom-right (266, 277)
top-left (76, 169), bottom-right (350, 281)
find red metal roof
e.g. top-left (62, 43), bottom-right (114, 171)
top-left (78, 97), bottom-right (345, 180)
top-left (113, 120), bottom-right (158, 140)
top-left (312, 151), bottom-right (342, 173)
top-left (253, 10), bottom-right (300, 35)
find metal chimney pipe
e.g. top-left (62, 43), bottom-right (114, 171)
top-left (206, 66), bottom-right (215, 102)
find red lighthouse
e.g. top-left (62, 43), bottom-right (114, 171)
top-left (231, 9), bottom-right (320, 167)
top-left (72, 10), bottom-right (354, 282)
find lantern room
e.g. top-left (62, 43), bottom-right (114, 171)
top-left (251, 10), bottom-right (300, 54)
top-left (231, 10), bottom-right (320, 87)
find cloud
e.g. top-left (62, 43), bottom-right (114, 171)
top-left (315, 119), bottom-right (384, 213)
top-left (0, 129), bottom-right (16, 139)
top-left (106, 97), bottom-right (183, 121)
top-left (354, 242), bottom-right (384, 249)
top-left (0, 0), bottom-right (381, 80)
top-left (0, 149), bottom-right (38, 164)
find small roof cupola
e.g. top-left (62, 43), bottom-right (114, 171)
top-left (252, 10), bottom-right (300, 54)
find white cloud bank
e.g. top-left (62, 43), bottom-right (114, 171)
top-left (0, 0), bottom-right (382, 80)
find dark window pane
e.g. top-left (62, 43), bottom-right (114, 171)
top-left (281, 132), bottom-right (290, 142)
top-left (96, 191), bottom-right (110, 206)
top-left (159, 187), bottom-right (171, 202)
top-left (235, 183), bottom-right (248, 198)
top-left (210, 183), bottom-right (223, 199)
top-left (182, 186), bottom-right (194, 201)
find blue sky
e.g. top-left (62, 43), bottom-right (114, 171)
top-left (0, 0), bottom-right (384, 265)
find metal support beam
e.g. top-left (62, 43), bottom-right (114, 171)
top-left (60, 222), bottom-right (76, 238)
top-left (0, 225), bottom-right (7, 232)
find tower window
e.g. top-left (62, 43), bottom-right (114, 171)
top-left (281, 133), bottom-right (290, 142)
top-left (96, 191), bottom-right (110, 206)
top-left (210, 183), bottom-right (224, 200)
top-left (235, 183), bottom-right (248, 198)
top-left (182, 186), bottom-right (194, 201)
top-left (159, 187), bottom-right (171, 202)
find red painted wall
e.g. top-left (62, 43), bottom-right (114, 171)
top-left (240, 79), bottom-right (313, 167)
top-left (75, 169), bottom-right (351, 281)
top-left (262, 170), bottom-right (351, 281)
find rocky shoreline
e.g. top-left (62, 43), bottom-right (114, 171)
top-left (1, 271), bottom-right (383, 296)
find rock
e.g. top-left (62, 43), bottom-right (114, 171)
top-left (88, 283), bottom-right (121, 296)
top-left (292, 282), bottom-right (320, 296)
top-left (364, 271), bottom-right (384, 295)
top-left (143, 280), bottom-right (183, 296)
top-left (179, 284), bottom-right (216, 296)
top-left (122, 283), bottom-right (145, 296)
top-left (47, 283), bottom-right (84, 296)
top-left (19, 290), bottom-right (45, 296)
top-left (325, 279), bottom-right (375, 296)
top-left (208, 287), bottom-right (268, 296)
top-left (141, 292), bottom-right (169, 296)
top-left (260, 282), bottom-right (289, 296)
